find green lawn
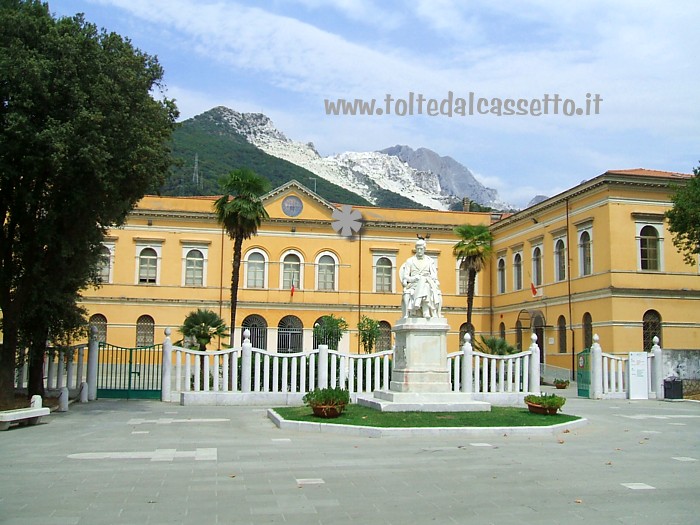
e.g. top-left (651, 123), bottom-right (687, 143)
top-left (273, 405), bottom-right (580, 428)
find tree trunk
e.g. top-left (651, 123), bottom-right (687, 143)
top-left (230, 236), bottom-right (244, 337)
top-left (27, 326), bottom-right (48, 399)
top-left (0, 308), bottom-right (18, 405)
top-left (466, 268), bottom-right (477, 336)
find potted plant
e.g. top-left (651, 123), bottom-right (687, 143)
top-left (302, 387), bottom-right (350, 418)
top-left (524, 393), bottom-right (566, 415)
top-left (553, 378), bottom-right (570, 389)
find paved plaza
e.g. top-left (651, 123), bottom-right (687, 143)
top-left (1, 391), bottom-right (699, 524)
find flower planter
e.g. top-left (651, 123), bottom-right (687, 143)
top-left (525, 401), bottom-right (559, 415)
top-left (311, 405), bottom-right (346, 418)
top-left (554, 384), bottom-right (568, 389)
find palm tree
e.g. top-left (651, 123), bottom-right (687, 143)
top-left (179, 308), bottom-right (228, 387)
top-left (179, 308), bottom-right (228, 351)
top-left (214, 168), bottom-right (270, 338)
top-left (453, 224), bottom-right (494, 335)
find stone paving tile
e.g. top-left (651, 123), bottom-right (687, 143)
top-left (2, 397), bottom-right (699, 524)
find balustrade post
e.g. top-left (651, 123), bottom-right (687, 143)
top-left (241, 329), bottom-right (252, 393)
top-left (58, 387), bottom-right (69, 412)
top-left (590, 334), bottom-right (603, 399)
top-left (461, 333), bottom-right (473, 393)
top-left (161, 328), bottom-right (172, 402)
top-left (66, 349), bottom-right (75, 390)
top-left (87, 326), bottom-right (98, 401)
top-left (652, 336), bottom-right (664, 400)
top-left (528, 333), bottom-right (541, 394)
top-left (55, 349), bottom-right (64, 390)
top-left (318, 344), bottom-right (329, 389)
top-left (46, 350), bottom-right (56, 391)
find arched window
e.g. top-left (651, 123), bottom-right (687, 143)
top-left (499, 322), bottom-right (506, 340)
top-left (515, 320), bottom-right (523, 350)
top-left (375, 257), bottom-right (392, 293)
top-left (378, 321), bottom-right (392, 352)
top-left (532, 246), bottom-right (542, 286)
top-left (555, 239), bottom-right (566, 281)
top-left (136, 315), bottom-right (155, 347)
top-left (317, 254), bottom-right (336, 291)
top-left (640, 225), bottom-right (660, 271)
top-left (513, 253), bottom-right (523, 290)
top-left (497, 258), bottom-right (506, 294)
top-left (282, 253), bottom-right (301, 291)
top-left (643, 310), bottom-right (662, 351)
top-left (579, 230), bottom-right (592, 276)
top-left (185, 249), bottom-right (204, 286)
top-left (89, 314), bottom-right (107, 343)
top-left (278, 315), bottom-right (303, 353)
top-left (582, 312), bottom-right (593, 349)
top-left (138, 248), bottom-right (158, 284)
top-left (459, 322), bottom-right (471, 348)
top-left (533, 314), bottom-right (545, 360)
top-left (558, 315), bottom-right (567, 354)
top-left (242, 314), bottom-right (267, 350)
top-left (246, 252), bottom-right (266, 288)
top-left (97, 246), bottom-right (111, 284)
top-left (313, 316), bottom-right (327, 349)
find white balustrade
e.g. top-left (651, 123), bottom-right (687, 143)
top-left (448, 332), bottom-right (538, 400)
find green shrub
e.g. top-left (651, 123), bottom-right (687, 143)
top-left (524, 393), bottom-right (566, 411)
top-left (302, 387), bottom-right (350, 407)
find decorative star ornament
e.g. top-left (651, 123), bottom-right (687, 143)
top-left (331, 205), bottom-right (363, 237)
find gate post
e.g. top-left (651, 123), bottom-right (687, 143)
top-left (460, 333), bottom-right (473, 393)
top-left (590, 334), bottom-right (603, 399)
top-left (528, 333), bottom-right (541, 394)
top-left (318, 344), bottom-right (329, 389)
top-left (87, 326), bottom-right (98, 401)
top-left (162, 328), bottom-right (172, 402)
top-left (652, 336), bottom-right (664, 400)
top-left (241, 329), bottom-right (252, 393)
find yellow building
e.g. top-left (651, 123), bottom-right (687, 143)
top-left (489, 169), bottom-right (699, 370)
top-left (81, 169), bottom-right (700, 372)
top-left (87, 180), bottom-right (491, 354)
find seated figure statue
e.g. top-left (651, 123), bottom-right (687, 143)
top-left (400, 239), bottom-right (442, 319)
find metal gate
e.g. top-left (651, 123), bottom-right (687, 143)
top-left (97, 343), bottom-right (162, 399)
top-left (576, 348), bottom-right (590, 398)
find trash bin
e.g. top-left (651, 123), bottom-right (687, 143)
top-left (664, 378), bottom-right (683, 399)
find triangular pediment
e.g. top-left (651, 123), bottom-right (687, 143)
top-left (262, 180), bottom-right (338, 221)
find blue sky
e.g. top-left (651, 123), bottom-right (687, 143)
top-left (50, 0), bottom-right (699, 207)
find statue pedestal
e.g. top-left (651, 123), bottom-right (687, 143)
top-left (357, 317), bottom-right (490, 412)
top-left (390, 317), bottom-right (451, 393)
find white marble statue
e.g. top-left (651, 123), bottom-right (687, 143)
top-left (400, 239), bottom-right (442, 319)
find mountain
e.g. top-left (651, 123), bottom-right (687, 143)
top-left (527, 195), bottom-right (549, 208)
top-left (380, 145), bottom-right (507, 209)
top-left (164, 108), bottom-right (418, 208)
top-left (164, 106), bottom-right (510, 211)
top-left (163, 109), bottom-right (373, 206)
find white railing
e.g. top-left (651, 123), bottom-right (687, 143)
top-left (448, 333), bottom-right (540, 403)
top-left (601, 350), bottom-right (626, 398)
top-left (334, 349), bottom-right (393, 395)
top-left (161, 328), bottom-right (393, 403)
top-left (14, 345), bottom-right (88, 394)
top-left (589, 334), bottom-right (664, 399)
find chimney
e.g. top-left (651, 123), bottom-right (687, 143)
top-left (462, 197), bottom-right (471, 212)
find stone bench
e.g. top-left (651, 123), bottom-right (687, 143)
top-left (0, 407), bottom-right (50, 431)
